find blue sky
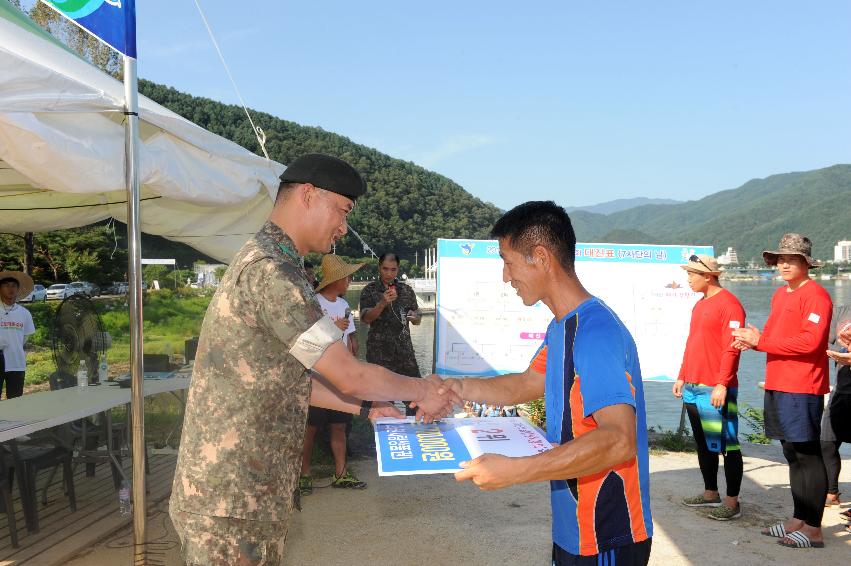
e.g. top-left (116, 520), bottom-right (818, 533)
top-left (47, 1), bottom-right (851, 209)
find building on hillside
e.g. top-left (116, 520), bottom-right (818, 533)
top-left (717, 247), bottom-right (739, 266)
top-left (834, 241), bottom-right (851, 263)
top-left (194, 263), bottom-right (227, 287)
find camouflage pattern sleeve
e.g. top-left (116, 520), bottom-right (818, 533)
top-left (359, 281), bottom-right (380, 313)
top-left (238, 257), bottom-right (341, 368)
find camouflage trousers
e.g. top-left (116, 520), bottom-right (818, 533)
top-left (171, 509), bottom-right (289, 566)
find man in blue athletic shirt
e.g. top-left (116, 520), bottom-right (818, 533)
top-left (438, 201), bottom-right (653, 565)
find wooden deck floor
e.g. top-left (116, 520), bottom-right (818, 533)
top-left (0, 453), bottom-right (177, 566)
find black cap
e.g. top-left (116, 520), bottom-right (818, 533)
top-left (279, 153), bottom-right (367, 200)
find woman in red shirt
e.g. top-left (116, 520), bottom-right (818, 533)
top-left (733, 233), bottom-right (832, 549)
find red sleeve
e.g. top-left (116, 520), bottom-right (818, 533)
top-left (757, 289), bottom-right (832, 355)
top-left (717, 300), bottom-right (745, 386)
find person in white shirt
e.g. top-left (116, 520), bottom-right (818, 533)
top-left (299, 254), bottom-right (366, 494)
top-left (0, 271), bottom-right (36, 399)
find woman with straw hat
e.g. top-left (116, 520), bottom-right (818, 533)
top-left (300, 254), bottom-right (367, 494)
top-left (0, 271), bottom-right (35, 399)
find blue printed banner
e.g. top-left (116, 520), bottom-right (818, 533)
top-left (41, 0), bottom-right (136, 58)
top-left (375, 417), bottom-right (551, 476)
top-left (437, 238), bottom-right (713, 265)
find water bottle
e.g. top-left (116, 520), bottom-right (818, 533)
top-left (98, 355), bottom-right (108, 384)
top-left (118, 480), bottom-right (132, 516)
top-left (77, 359), bottom-right (88, 388)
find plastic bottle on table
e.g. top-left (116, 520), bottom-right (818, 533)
top-left (98, 355), bottom-right (108, 383)
top-left (76, 359), bottom-right (88, 388)
top-left (118, 480), bottom-right (132, 516)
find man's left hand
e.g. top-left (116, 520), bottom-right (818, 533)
top-left (827, 349), bottom-right (851, 367)
top-left (710, 384), bottom-right (727, 409)
top-left (731, 324), bottom-right (761, 348)
top-left (368, 402), bottom-right (403, 421)
top-left (406, 310), bottom-right (422, 325)
top-left (454, 454), bottom-right (524, 491)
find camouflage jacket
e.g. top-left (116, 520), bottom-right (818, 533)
top-left (359, 280), bottom-right (421, 377)
top-left (170, 221), bottom-right (341, 521)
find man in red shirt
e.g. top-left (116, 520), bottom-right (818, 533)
top-left (673, 254), bottom-right (745, 521)
top-left (733, 233), bottom-right (832, 549)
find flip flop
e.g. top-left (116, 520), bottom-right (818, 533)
top-left (840, 509), bottom-right (851, 521)
top-left (777, 531), bottom-right (824, 548)
top-left (761, 523), bottom-right (786, 538)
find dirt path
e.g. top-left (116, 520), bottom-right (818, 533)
top-left (67, 442), bottom-right (850, 565)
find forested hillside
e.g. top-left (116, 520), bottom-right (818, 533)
top-left (570, 165), bottom-right (851, 263)
top-left (138, 80), bottom-right (503, 260)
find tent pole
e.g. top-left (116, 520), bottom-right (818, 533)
top-left (123, 54), bottom-right (147, 565)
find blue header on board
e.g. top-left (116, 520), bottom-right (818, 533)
top-left (437, 238), bottom-right (713, 265)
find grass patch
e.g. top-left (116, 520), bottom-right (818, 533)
top-left (648, 426), bottom-right (695, 454)
top-left (740, 405), bottom-right (772, 444)
top-left (23, 291), bottom-right (212, 388)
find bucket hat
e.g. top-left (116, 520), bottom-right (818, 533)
top-left (762, 233), bottom-right (822, 268)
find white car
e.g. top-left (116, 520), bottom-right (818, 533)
top-left (19, 284), bottom-right (47, 302)
top-left (46, 283), bottom-right (68, 300)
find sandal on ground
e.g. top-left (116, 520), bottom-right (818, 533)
top-left (761, 523), bottom-right (787, 538)
top-left (777, 531), bottom-right (824, 549)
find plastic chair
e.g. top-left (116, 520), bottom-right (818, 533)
top-left (0, 448), bottom-right (19, 548)
top-left (4, 437), bottom-right (76, 534)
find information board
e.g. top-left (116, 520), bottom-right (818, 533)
top-left (375, 417), bottom-right (551, 476)
top-left (434, 239), bottom-right (713, 382)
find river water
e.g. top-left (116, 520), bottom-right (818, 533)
top-left (346, 279), bottom-right (851, 431)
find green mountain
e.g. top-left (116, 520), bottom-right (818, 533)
top-left (571, 165), bottom-right (851, 263)
top-left (138, 80), bottom-right (503, 261)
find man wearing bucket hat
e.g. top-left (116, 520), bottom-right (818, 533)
top-left (0, 271), bottom-right (35, 399)
top-left (732, 233), bottom-right (832, 549)
top-left (300, 254), bottom-right (367, 494)
top-left (170, 154), bottom-right (458, 565)
top-left (672, 255), bottom-right (746, 521)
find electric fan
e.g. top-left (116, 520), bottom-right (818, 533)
top-left (51, 295), bottom-right (112, 386)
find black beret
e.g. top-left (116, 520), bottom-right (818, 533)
top-left (279, 153), bottom-right (367, 200)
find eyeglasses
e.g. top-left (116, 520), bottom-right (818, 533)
top-left (689, 255), bottom-right (712, 271)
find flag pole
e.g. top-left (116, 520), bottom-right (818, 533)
top-left (123, 53), bottom-right (147, 564)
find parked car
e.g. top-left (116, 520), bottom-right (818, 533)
top-left (19, 284), bottom-right (47, 302)
top-left (68, 281), bottom-right (97, 297)
top-left (46, 283), bottom-right (69, 300)
top-left (67, 282), bottom-right (88, 297)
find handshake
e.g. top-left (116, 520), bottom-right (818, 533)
top-left (406, 375), bottom-right (467, 423)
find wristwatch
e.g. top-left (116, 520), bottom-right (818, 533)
top-left (359, 400), bottom-right (373, 419)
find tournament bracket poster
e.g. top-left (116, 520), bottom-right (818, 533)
top-left (375, 417), bottom-right (551, 476)
top-left (434, 239), bottom-right (714, 382)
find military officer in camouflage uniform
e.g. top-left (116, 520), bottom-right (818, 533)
top-left (360, 252), bottom-right (423, 415)
top-left (170, 154), bottom-right (457, 565)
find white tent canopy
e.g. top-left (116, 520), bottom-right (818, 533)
top-left (0, 2), bottom-right (284, 262)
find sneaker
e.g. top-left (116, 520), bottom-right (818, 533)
top-left (298, 474), bottom-right (313, 496)
top-left (330, 470), bottom-right (367, 490)
top-left (709, 503), bottom-right (742, 521)
top-left (682, 494), bottom-right (722, 507)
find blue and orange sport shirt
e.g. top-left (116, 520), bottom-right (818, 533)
top-left (530, 297), bottom-right (653, 556)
